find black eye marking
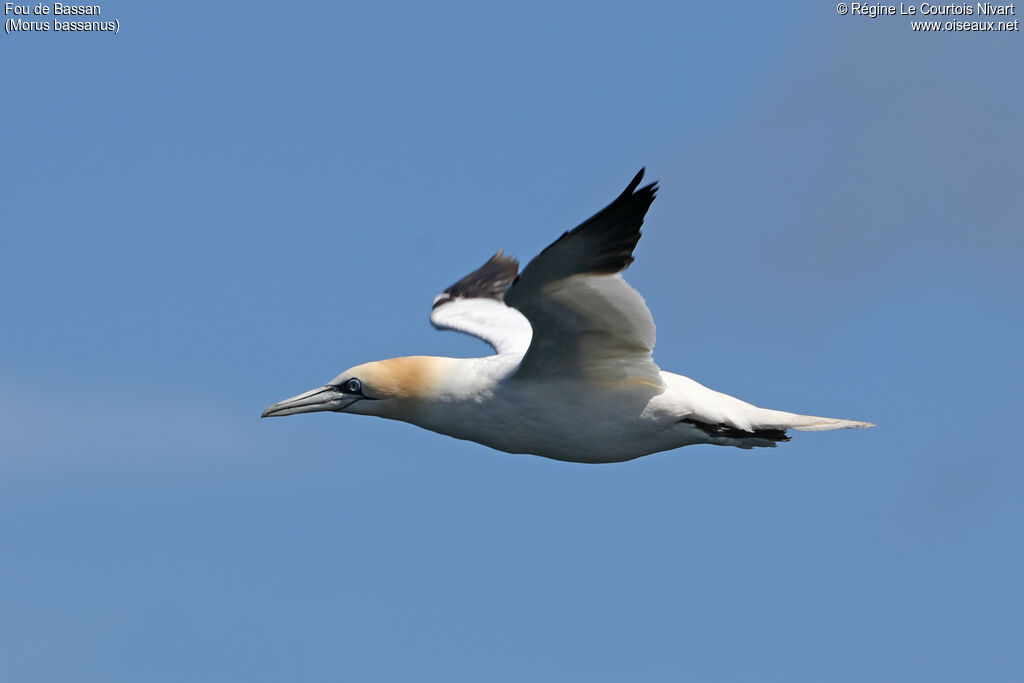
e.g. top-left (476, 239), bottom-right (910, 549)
top-left (334, 377), bottom-right (376, 400)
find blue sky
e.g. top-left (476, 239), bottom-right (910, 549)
top-left (2, 2), bottom-right (1022, 681)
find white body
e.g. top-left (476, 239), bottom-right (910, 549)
top-left (351, 354), bottom-right (868, 463)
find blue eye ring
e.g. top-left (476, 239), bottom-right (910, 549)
top-left (345, 378), bottom-right (362, 394)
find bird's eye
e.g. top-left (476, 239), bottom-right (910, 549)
top-left (345, 378), bottom-right (362, 394)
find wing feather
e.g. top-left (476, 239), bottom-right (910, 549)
top-left (430, 252), bottom-right (532, 356)
top-left (504, 170), bottom-right (663, 385)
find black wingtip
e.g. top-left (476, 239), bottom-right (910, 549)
top-left (620, 168), bottom-right (660, 199)
top-left (571, 168), bottom-right (658, 274)
top-left (620, 168), bottom-right (659, 206)
top-left (515, 167), bottom-right (661, 281)
top-left (621, 168), bottom-right (646, 197)
top-left (434, 250), bottom-right (520, 309)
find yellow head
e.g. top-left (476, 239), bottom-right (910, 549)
top-left (261, 356), bottom-right (447, 420)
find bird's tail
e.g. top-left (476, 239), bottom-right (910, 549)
top-left (717, 410), bottom-right (873, 449)
top-left (752, 408), bottom-right (875, 432)
top-left (661, 372), bottom-right (875, 447)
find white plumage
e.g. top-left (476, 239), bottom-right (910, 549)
top-left (263, 170), bottom-right (872, 463)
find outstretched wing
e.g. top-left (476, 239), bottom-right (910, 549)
top-left (504, 169), bottom-right (662, 386)
top-left (429, 251), bottom-right (532, 356)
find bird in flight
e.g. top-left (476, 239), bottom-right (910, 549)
top-left (263, 170), bottom-right (872, 463)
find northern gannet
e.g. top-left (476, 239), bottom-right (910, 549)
top-left (263, 170), bottom-right (873, 463)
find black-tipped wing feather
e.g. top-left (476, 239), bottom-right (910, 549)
top-left (429, 251), bottom-right (532, 356)
top-left (432, 251), bottom-right (519, 310)
top-left (504, 170), bottom-right (663, 384)
top-left (506, 168), bottom-right (657, 302)
top-left (429, 169), bottom-right (662, 376)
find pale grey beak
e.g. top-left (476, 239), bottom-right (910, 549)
top-left (261, 385), bottom-right (354, 418)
